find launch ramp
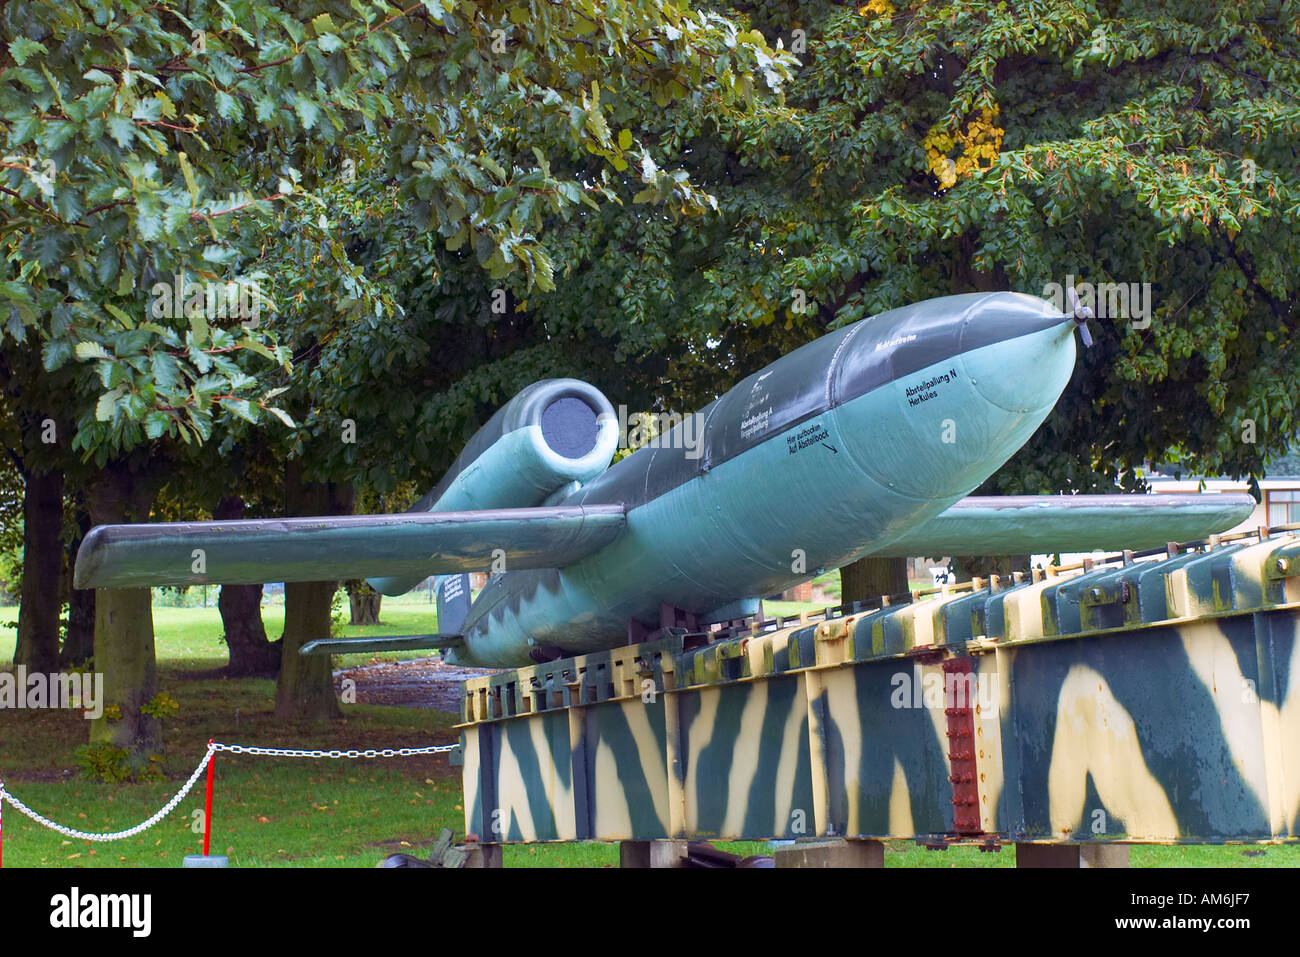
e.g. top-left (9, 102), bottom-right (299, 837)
top-left (457, 530), bottom-right (1300, 845)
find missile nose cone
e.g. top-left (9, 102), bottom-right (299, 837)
top-left (960, 293), bottom-right (1077, 414)
top-left (827, 291), bottom-right (1081, 505)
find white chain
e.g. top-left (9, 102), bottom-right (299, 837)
top-left (0, 739), bottom-right (456, 843)
top-left (210, 743), bottom-right (455, 759)
top-left (0, 745), bottom-right (215, 843)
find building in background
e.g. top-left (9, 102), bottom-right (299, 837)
top-left (1146, 473), bottom-right (1300, 534)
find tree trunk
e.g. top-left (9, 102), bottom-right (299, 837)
top-left (88, 584), bottom-right (158, 762)
top-left (840, 555), bottom-right (911, 606)
top-left (14, 467), bottom-right (64, 673)
top-left (60, 503), bottom-right (95, 667)
top-left (220, 581), bottom-right (278, 676)
top-left (85, 462), bottom-right (161, 767)
top-left (347, 579), bottom-right (382, 625)
top-left (950, 555), bottom-right (1031, 583)
top-left (273, 462), bottom-right (353, 720)
top-left (275, 579), bottom-right (341, 720)
top-left (62, 585), bottom-right (96, 667)
top-left (213, 495), bottom-right (278, 677)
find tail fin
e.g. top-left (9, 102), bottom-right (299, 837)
top-left (436, 573), bottom-right (473, 634)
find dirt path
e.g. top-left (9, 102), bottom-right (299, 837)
top-left (333, 656), bottom-right (498, 713)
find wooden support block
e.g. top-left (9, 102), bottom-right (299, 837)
top-left (774, 839), bottom-right (884, 868)
top-left (619, 839), bottom-right (689, 868)
top-left (463, 843), bottom-right (503, 868)
top-left (1016, 843), bottom-right (1130, 868)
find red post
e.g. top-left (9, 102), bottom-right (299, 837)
top-left (203, 740), bottom-right (215, 857)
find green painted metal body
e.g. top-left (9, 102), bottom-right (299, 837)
top-left (73, 294), bottom-right (1251, 671)
top-left (458, 533), bottom-right (1300, 844)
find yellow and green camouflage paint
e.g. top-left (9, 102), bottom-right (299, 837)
top-left (458, 532), bottom-right (1300, 845)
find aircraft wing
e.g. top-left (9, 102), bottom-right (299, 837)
top-left (867, 494), bottom-right (1257, 558)
top-left (73, 504), bottom-right (627, 590)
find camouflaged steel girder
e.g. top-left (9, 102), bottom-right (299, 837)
top-left (458, 534), bottom-right (1300, 844)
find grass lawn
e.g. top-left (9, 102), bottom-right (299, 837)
top-left (1, 597), bottom-right (1297, 867)
top-left (0, 593), bottom-right (451, 674)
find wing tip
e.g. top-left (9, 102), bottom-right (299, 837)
top-left (72, 524), bottom-right (111, 590)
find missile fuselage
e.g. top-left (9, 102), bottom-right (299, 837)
top-left (448, 292), bottom-right (1078, 667)
top-left (73, 291), bottom-right (1257, 667)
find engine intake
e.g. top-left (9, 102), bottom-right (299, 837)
top-left (367, 379), bottom-right (617, 595)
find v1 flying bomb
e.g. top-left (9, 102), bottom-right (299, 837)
top-left (75, 292), bottom-right (1254, 667)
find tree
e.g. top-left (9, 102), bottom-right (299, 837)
top-left (732, 0), bottom-right (1300, 492)
top-left (1, 1), bottom-right (793, 751)
top-left (83, 454), bottom-right (164, 765)
top-left (59, 497), bottom-right (95, 667)
top-left (840, 555), bottom-right (910, 607)
top-left (273, 461), bottom-right (352, 720)
top-left (0, 351), bottom-right (82, 672)
top-left (13, 465), bottom-right (61, 671)
top-left (518, 0), bottom-right (1300, 490)
top-left (346, 581), bottom-right (382, 627)
top-left (214, 495), bottom-right (279, 676)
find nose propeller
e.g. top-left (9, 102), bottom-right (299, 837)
top-left (1066, 286), bottom-right (1094, 348)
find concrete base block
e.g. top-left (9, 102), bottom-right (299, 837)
top-left (619, 840), bottom-right (689, 868)
top-left (774, 839), bottom-right (884, 868)
top-left (1016, 843), bottom-right (1130, 868)
top-left (1080, 844), bottom-right (1131, 868)
top-left (463, 843), bottom-right (503, 868)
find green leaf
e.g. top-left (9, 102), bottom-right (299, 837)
top-left (222, 398), bottom-right (257, 423)
top-left (10, 38), bottom-right (47, 66)
top-left (95, 386), bottom-right (126, 422)
top-left (295, 96), bottom-right (321, 130)
top-left (177, 151), bottom-right (199, 202)
top-left (8, 114), bottom-right (40, 146)
top-left (106, 116), bottom-right (135, 148)
top-left (215, 91), bottom-right (243, 120)
top-left (104, 303), bottom-right (135, 327)
top-left (241, 338), bottom-right (278, 362)
top-left (150, 352), bottom-right (179, 391)
top-left (190, 312), bottom-right (210, 347)
top-left (144, 411), bottom-right (171, 439)
top-left (266, 407), bottom-right (296, 428)
top-left (54, 189), bottom-right (84, 222)
top-left (34, 232), bottom-right (65, 268)
top-left (42, 340), bottom-right (73, 371)
top-left (75, 341), bottom-right (112, 361)
top-left (0, 282), bottom-right (37, 323)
